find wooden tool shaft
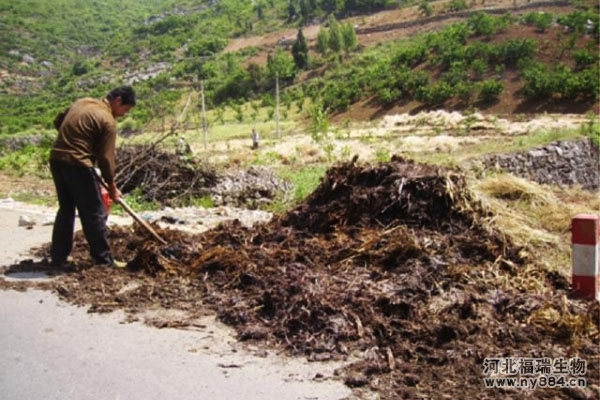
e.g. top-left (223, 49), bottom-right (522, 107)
top-left (97, 174), bottom-right (167, 245)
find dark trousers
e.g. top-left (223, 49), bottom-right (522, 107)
top-left (50, 160), bottom-right (112, 265)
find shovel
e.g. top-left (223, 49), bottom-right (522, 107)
top-left (96, 173), bottom-right (167, 245)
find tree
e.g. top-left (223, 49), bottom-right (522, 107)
top-left (267, 48), bottom-right (297, 81)
top-left (328, 17), bottom-right (343, 53)
top-left (287, 1), bottom-right (297, 22)
top-left (292, 29), bottom-right (309, 69)
top-left (341, 22), bottom-right (358, 53)
top-left (254, 0), bottom-right (265, 19)
top-left (299, 0), bottom-right (312, 22)
top-left (316, 28), bottom-right (329, 55)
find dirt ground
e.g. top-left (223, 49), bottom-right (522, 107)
top-left (1, 155), bottom-right (598, 400)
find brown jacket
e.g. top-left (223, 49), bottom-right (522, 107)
top-left (50, 97), bottom-right (117, 184)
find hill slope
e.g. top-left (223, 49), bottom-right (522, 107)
top-left (0, 0), bottom-right (598, 135)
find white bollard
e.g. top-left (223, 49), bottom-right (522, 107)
top-left (571, 214), bottom-right (599, 300)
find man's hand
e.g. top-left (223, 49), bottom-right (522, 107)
top-left (108, 182), bottom-right (122, 202)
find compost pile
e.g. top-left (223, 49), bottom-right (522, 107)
top-left (8, 156), bottom-right (599, 399)
top-left (115, 145), bottom-right (289, 208)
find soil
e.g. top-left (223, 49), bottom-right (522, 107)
top-left (1, 156), bottom-right (598, 399)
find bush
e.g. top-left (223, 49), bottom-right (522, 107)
top-left (320, 77), bottom-right (362, 112)
top-left (521, 62), bottom-right (555, 98)
top-left (499, 39), bottom-right (536, 67)
top-left (556, 10), bottom-right (598, 34)
top-left (442, 61), bottom-right (468, 86)
top-left (376, 87), bottom-right (401, 106)
top-left (415, 81), bottom-right (454, 106)
top-left (447, 0), bottom-right (468, 12)
top-left (470, 58), bottom-right (487, 80)
top-left (469, 12), bottom-right (497, 37)
top-left (391, 43), bottom-right (427, 67)
top-left (418, 0), bottom-right (433, 16)
top-left (455, 82), bottom-right (474, 102)
top-left (522, 12), bottom-right (554, 33)
top-left (573, 49), bottom-right (595, 70)
top-left (478, 80), bottom-right (504, 103)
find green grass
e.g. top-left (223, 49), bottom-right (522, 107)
top-left (511, 128), bottom-right (585, 151)
top-left (267, 164), bottom-right (328, 214)
top-left (389, 124), bottom-right (590, 168)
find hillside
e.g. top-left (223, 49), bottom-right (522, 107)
top-left (0, 0), bottom-right (598, 135)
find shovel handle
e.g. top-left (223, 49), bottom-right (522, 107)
top-left (114, 196), bottom-right (167, 245)
top-left (95, 173), bottom-right (167, 245)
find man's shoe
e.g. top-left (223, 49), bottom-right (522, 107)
top-left (95, 259), bottom-right (127, 269)
top-left (46, 256), bottom-right (74, 268)
top-left (109, 259), bottom-right (127, 269)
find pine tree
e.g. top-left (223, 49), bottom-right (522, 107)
top-left (291, 28), bottom-right (309, 69)
top-left (328, 17), bottom-right (343, 53)
top-left (299, 0), bottom-right (311, 22)
top-left (341, 22), bottom-right (357, 53)
top-left (287, 1), bottom-right (297, 23)
top-left (316, 28), bottom-right (329, 55)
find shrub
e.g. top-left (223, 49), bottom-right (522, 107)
top-left (470, 58), bottom-right (487, 80)
top-left (455, 82), bottom-right (474, 102)
top-left (573, 49), bottom-right (595, 70)
top-left (376, 87), bottom-right (401, 106)
top-left (418, 0), bottom-right (433, 16)
top-left (521, 62), bottom-right (555, 98)
top-left (478, 80), bottom-right (504, 103)
top-left (447, 0), bottom-right (468, 12)
top-left (469, 12), bottom-right (497, 37)
top-left (415, 81), bottom-right (454, 106)
top-left (556, 10), bottom-right (598, 34)
top-left (499, 39), bottom-right (536, 67)
top-left (442, 61), bottom-right (468, 86)
top-left (522, 12), bottom-right (554, 33)
top-left (391, 42), bottom-right (427, 67)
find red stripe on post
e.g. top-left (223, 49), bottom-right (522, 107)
top-left (572, 275), bottom-right (600, 299)
top-left (572, 214), bottom-right (600, 245)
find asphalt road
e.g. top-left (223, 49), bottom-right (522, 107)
top-left (0, 203), bottom-right (352, 400)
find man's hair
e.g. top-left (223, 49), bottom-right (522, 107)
top-left (107, 86), bottom-right (136, 106)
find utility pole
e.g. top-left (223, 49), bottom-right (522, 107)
top-left (275, 73), bottom-right (280, 140)
top-left (200, 80), bottom-right (208, 150)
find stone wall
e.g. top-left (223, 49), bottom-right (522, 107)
top-left (481, 138), bottom-right (599, 190)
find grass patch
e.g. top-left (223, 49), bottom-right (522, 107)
top-left (472, 173), bottom-right (599, 273)
top-left (267, 164), bottom-right (328, 214)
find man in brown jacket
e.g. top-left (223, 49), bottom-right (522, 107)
top-left (50, 86), bottom-right (136, 268)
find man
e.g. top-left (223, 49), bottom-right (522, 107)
top-left (49, 86), bottom-right (136, 268)
top-left (251, 128), bottom-right (259, 150)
